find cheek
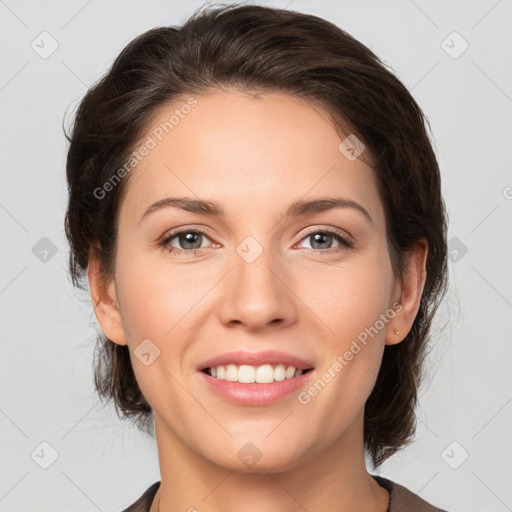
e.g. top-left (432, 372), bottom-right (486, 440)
top-left (113, 251), bottom-right (198, 410)
top-left (113, 248), bottom-right (219, 406)
top-left (114, 244), bottom-right (210, 341)
top-left (301, 251), bottom-right (394, 342)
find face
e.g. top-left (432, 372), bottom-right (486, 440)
top-left (93, 89), bottom-right (411, 473)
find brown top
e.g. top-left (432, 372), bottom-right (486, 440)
top-left (121, 475), bottom-right (449, 511)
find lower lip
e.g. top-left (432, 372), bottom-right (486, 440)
top-left (198, 369), bottom-right (315, 406)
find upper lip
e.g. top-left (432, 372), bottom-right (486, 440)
top-left (198, 350), bottom-right (315, 371)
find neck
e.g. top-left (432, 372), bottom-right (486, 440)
top-left (150, 411), bottom-right (389, 512)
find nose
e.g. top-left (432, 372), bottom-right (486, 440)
top-left (217, 242), bottom-right (298, 332)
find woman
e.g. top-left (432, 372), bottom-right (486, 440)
top-left (64, 4), bottom-right (449, 511)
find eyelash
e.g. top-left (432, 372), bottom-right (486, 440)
top-left (158, 227), bottom-right (354, 256)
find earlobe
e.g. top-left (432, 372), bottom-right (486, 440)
top-left (386, 238), bottom-right (428, 345)
top-left (87, 250), bottom-right (128, 346)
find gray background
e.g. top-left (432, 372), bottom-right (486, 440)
top-left (1, 0), bottom-right (511, 511)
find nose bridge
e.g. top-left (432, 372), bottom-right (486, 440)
top-left (217, 234), bottom-right (297, 329)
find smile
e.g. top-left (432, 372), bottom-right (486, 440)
top-left (203, 363), bottom-right (313, 383)
top-left (199, 366), bottom-right (316, 406)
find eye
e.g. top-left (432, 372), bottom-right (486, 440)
top-left (159, 229), bottom-right (215, 255)
top-left (159, 227), bottom-right (354, 256)
top-left (296, 229), bottom-right (354, 254)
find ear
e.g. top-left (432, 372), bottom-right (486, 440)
top-left (87, 249), bottom-right (128, 346)
top-left (386, 238), bottom-right (428, 346)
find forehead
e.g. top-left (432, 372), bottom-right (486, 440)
top-left (119, 89), bottom-right (384, 226)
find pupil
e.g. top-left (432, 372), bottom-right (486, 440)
top-left (181, 232), bottom-right (201, 250)
top-left (311, 233), bottom-right (332, 249)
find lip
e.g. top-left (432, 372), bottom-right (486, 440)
top-left (198, 368), bottom-right (316, 406)
top-left (197, 350), bottom-right (315, 371)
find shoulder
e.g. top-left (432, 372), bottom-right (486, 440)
top-left (372, 475), bottom-right (450, 512)
top-left (121, 481), bottom-right (161, 512)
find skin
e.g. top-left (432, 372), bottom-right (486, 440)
top-left (88, 89), bottom-right (427, 512)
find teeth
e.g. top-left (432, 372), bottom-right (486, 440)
top-left (206, 364), bottom-right (307, 383)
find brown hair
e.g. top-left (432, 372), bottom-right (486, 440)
top-left (64, 2), bottom-right (448, 468)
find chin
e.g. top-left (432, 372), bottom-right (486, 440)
top-left (204, 440), bottom-right (305, 474)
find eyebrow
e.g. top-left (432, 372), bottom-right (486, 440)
top-left (140, 196), bottom-right (373, 225)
